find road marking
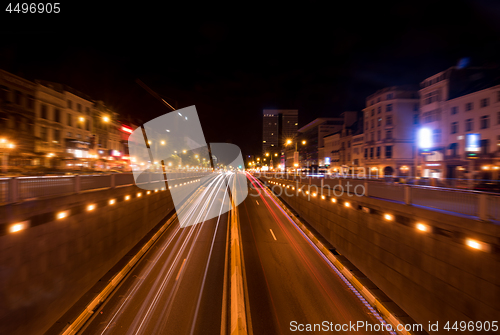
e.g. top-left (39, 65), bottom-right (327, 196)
top-left (256, 200), bottom-right (259, 205)
top-left (176, 258), bottom-right (187, 281)
top-left (270, 229), bottom-right (277, 240)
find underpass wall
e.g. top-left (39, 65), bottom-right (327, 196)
top-left (0, 184), bottom-right (175, 335)
top-left (263, 178), bottom-right (500, 331)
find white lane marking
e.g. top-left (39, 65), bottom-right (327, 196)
top-left (256, 200), bottom-right (259, 205)
top-left (175, 259), bottom-right (186, 281)
top-left (270, 229), bottom-right (277, 241)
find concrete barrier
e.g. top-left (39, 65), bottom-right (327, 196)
top-left (0, 185), bottom-right (175, 335)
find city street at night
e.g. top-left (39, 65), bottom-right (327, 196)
top-left (1, 2), bottom-right (500, 335)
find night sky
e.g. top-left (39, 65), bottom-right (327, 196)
top-left (1, 1), bottom-right (500, 155)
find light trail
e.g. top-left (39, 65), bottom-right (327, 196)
top-left (246, 173), bottom-right (396, 335)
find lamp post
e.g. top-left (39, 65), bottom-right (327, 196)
top-left (285, 138), bottom-right (306, 171)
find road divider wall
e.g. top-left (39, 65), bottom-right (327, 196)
top-left (0, 184), bottom-right (175, 335)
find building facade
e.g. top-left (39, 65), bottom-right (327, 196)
top-left (362, 86), bottom-right (419, 177)
top-left (262, 109), bottom-right (298, 168)
top-left (418, 66), bottom-right (500, 181)
top-left (0, 69), bottom-right (37, 170)
top-left (295, 116), bottom-right (351, 169)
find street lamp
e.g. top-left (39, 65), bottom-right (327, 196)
top-left (102, 116), bottom-right (110, 123)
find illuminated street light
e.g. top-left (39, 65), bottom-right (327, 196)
top-left (102, 116), bottom-right (110, 123)
top-left (416, 223), bottom-right (429, 232)
top-left (266, 153), bottom-right (269, 157)
top-left (161, 140), bottom-right (166, 145)
top-left (302, 140), bottom-right (306, 145)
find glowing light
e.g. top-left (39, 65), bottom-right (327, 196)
top-left (79, 117), bottom-right (85, 122)
top-left (331, 198), bottom-right (337, 203)
top-left (384, 214), bottom-right (394, 221)
top-left (344, 202), bottom-right (350, 208)
top-left (155, 189), bottom-right (158, 192)
top-left (321, 195), bottom-right (325, 200)
top-left (102, 116), bottom-right (110, 123)
top-left (418, 128), bottom-right (432, 149)
top-left (161, 140), bottom-right (166, 145)
top-left (147, 191), bottom-right (151, 195)
top-left (109, 199), bottom-right (116, 205)
top-left (312, 193), bottom-right (317, 197)
top-left (57, 211), bottom-right (68, 219)
top-left (9, 221), bottom-right (28, 233)
top-left (137, 193), bottom-right (142, 197)
top-left (148, 140), bottom-right (152, 145)
top-left (416, 223), bottom-right (428, 232)
top-left (121, 125), bottom-right (133, 133)
top-left (466, 239), bottom-right (487, 251)
top-left (125, 195), bottom-right (130, 200)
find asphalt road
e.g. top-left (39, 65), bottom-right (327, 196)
top-left (82, 173), bottom-right (231, 335)
top-left (241, 174), bottom-right (393, 335)
top-left (81, 172), bottom-right (393, 335)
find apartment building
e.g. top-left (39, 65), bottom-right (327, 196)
top-left (363, 86), bottom-right (419, 177)
top-left (419, 66), bottom-right (500, 180)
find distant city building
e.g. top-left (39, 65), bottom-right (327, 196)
top-left (33, 81), bottom-right (66, 166)
top-left (0, 69), bottom-right (37, 169)
top-left (0, 68), bottom-right (131, 172)
top-left (362, 86), bottom-right (419, 177)
top-left (262, 109), bottom-right (298, 167)
top-left (92, 100), bottom-right (121, 160)
top-left (63, 87), bottom-right (94, 160)
top-left (295, 114), bottom-right (354, 168)
top-left (418, 66), bottom-right (500, 180)
top-left (321, 112), bottom-right (362, 173)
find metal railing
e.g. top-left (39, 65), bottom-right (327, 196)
top-left (411, 186), bottom-right (478, 217)
top-left (18, 176), bottom-right (75, 200)
top-left (0, 172), bottom-right (212, 205)
top-left (0, 178), bottom-right (8, 204)
top-left (260, 172), bottom-right (500, 221)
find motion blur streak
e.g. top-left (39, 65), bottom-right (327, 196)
top-left (242, 173), bottom-right (393, 334)
top-left (85, 172), bottom-right (233, 335)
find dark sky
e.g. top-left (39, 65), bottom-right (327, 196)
top-left (1, 1), bottom-right (500, 155)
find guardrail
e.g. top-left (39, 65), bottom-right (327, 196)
top-left (260, 172), bottom-right (500, 221)
top-left (0, 172), bottom-right (212, 205)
